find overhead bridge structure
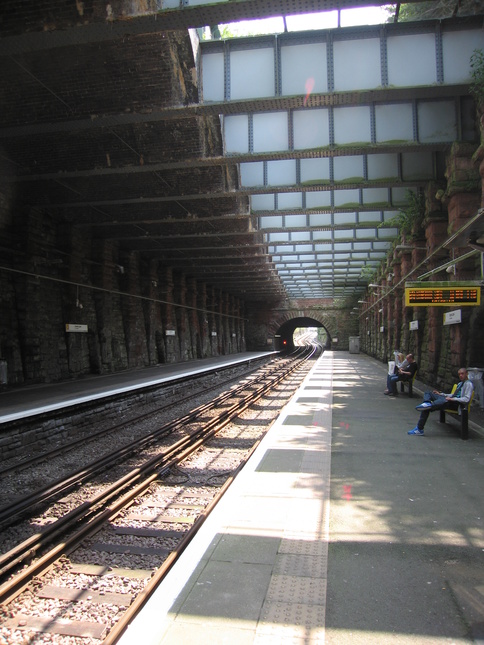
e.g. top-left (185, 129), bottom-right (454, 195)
top-left (200, 21), bottom-right (482, 298)
top-left (0, 0), bottom-right (483, 385)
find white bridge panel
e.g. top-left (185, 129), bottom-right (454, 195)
top-left (387, 33), bottom-right (437, 86)
top-left (267, 160), bottom-right (297, 185)
top-left (306, 191), bottom-right (332, 209)
top-left (334, 189), bottom-right (360, 207)
top-left (251, 194), bottom-right (274, 211)
top-left (368, 154), bottom-right (398, 180)
top-left (253, 112), bottom-right (289, 152)
top-left (231, 48), bottom-right (275, 100)
top-left (333, 37), bottom-right (381, 91)
top-left (201, 25), bottom-right (481, 105)
top-left (443, 30), bottom-right (484, 83)
top-left (334, 156), bottom-right (365, 182)
top-left (277, 192), bottom-right (303, 209)
top-left (240, 162), bottom-right (264, 187)
top-left (378, 228), bottom-right (397, 239)
top-left (232, 98), bottom-right (458, 155)
top-left (293, 108), bottom-right (329, 149)
top-left (201, 52), bottom-right (224, 102)
top-left (281, 42), bottom-right (328, 96)
top-left (418, 100), bottom-right (456, 142)
top-left (301, 158), bottom-right (330, 183)
top-left (259, 216), bottom-right (283, 229)
top-left (334, 106), bottom-right (371, 145)
top-left (309, 213), bottom-right (331, 226)
top-left (285, 214), bottom-right (308, 227)
top-left (362, 187), bottom-right (388, 205)
top-left (375, 103), bottom-right (414, 143)
top-left (224, 115), bottom-right (249, 153)
top-left (335, 212), bottom-right (357, 224)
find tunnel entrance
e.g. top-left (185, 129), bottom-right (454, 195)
top-left (274, 317), bottom-right (330, 351)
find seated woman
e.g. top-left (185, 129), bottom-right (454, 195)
top-left (384, 353), bottom-right (418, 396)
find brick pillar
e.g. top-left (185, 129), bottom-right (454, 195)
top-left (443, 143), bottom-right (481, 372)
top-left (146, 259), bottom-right (163, 365)
top-left (186, 277), bottom-right (201, 359)
top-left (207, 286), bottom-right (218, 356)
top-left (160, 267), bottom-right (178, 363)
top-left (197, 282), bottom-right (210, 358)
top-left (174, 272), bottom-right (189, 361)
top-left (123, 251), bottom-right (149, 368)
top-left (92, 240), bottom-right (128, 373)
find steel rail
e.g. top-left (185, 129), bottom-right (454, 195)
top-left (0, 357), bottom-right (282, 527)
top-left (0, 350), bottom-right (314, 593)
top-left (0, 355), bottom-right (273, 478)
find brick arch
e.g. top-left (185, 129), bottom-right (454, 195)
top-left (269, 310), bottom-right (338, 339)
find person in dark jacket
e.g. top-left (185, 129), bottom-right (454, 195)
top-left (384, 353), bottom-right (418, 397)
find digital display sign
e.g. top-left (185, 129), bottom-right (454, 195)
top-left (405, 282), bottom-right (481, 307)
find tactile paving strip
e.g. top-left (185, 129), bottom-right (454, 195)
top-left (256, 601), bottom-right (325, 643)
top-left (274, 553), bottom-right (328, 578)
top-left (279, 537), bottom-right (328, 557)
top-left (266, 575), bottom-right (327, 605)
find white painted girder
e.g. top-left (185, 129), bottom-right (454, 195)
top-left (199, 19), bottom-right (483, 297)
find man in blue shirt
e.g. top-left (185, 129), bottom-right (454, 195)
top-left (408, 368), bottom-right (474, 436)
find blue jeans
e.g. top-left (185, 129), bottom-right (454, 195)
top-left (417, 391), bottom-right (459, 430)
top-left (386, 373), bottom-right (400, 394)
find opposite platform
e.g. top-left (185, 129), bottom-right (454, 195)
top-left (0, 351), bottom-right (274, 424)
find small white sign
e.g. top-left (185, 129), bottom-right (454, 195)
top-left (380, 326), bottom-right (385, 333)
top-left (409, 320), bottom-right (419, 331)
top-left (333, 338), bottom-right (338, 343)
top-left (443, 309), bottom-right (462, 326)
top-left (165, 329), bottom-right (176, 336)
top-left (65, 324), bottom-right (88, 333)
top-left (211, 331), bottom-right (217, 337)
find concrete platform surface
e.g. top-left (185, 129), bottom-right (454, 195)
top-left (116, 351), bottom-right (484, 645)
top-left (0, 351), bottom-right (274, 423)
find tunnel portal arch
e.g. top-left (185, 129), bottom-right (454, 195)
top-left (272, 314), bottom-right (335, 351)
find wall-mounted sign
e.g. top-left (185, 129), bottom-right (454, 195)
top-left (65, 324), bottom-right (88, 333)
top-left (409, 320), bottom-right (419, 331)
top-left (165, 329), bottom-right (176, 336)
top-left (443, 309), bottom-right (462, 326)
top-left (405, 281), bottom-right (481, 307)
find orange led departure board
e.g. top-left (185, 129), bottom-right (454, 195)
top-left (405, 282), bottom-right (481, 307)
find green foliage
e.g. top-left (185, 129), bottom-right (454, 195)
top-left (470, 49), bottom-right (484, 106)
top-left (380, 190), bottom-right (425, 238)
top-left (392, 0), bottom-right (481, 21)
top-left (361, 266), bottom-right (377, 280)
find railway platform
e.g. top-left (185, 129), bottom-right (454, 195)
top-left (0, 351), bottom-right (275, 424)
top-left (116, 351), bottom-right (484, 645)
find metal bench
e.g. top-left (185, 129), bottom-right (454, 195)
top-left (439, 385), bottom-right (475, 440)
top-left (399, 371), bottom-right (418, 398)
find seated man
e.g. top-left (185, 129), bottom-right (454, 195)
top-left (384, 353), bottom-right (418, 396)
top-left (408, 367), bottom-right (474, 436)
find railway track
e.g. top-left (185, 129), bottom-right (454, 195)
top-left (0, 346), bottom-right (321, 644)
top-left (0, 354), bottom-right (285, 531)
